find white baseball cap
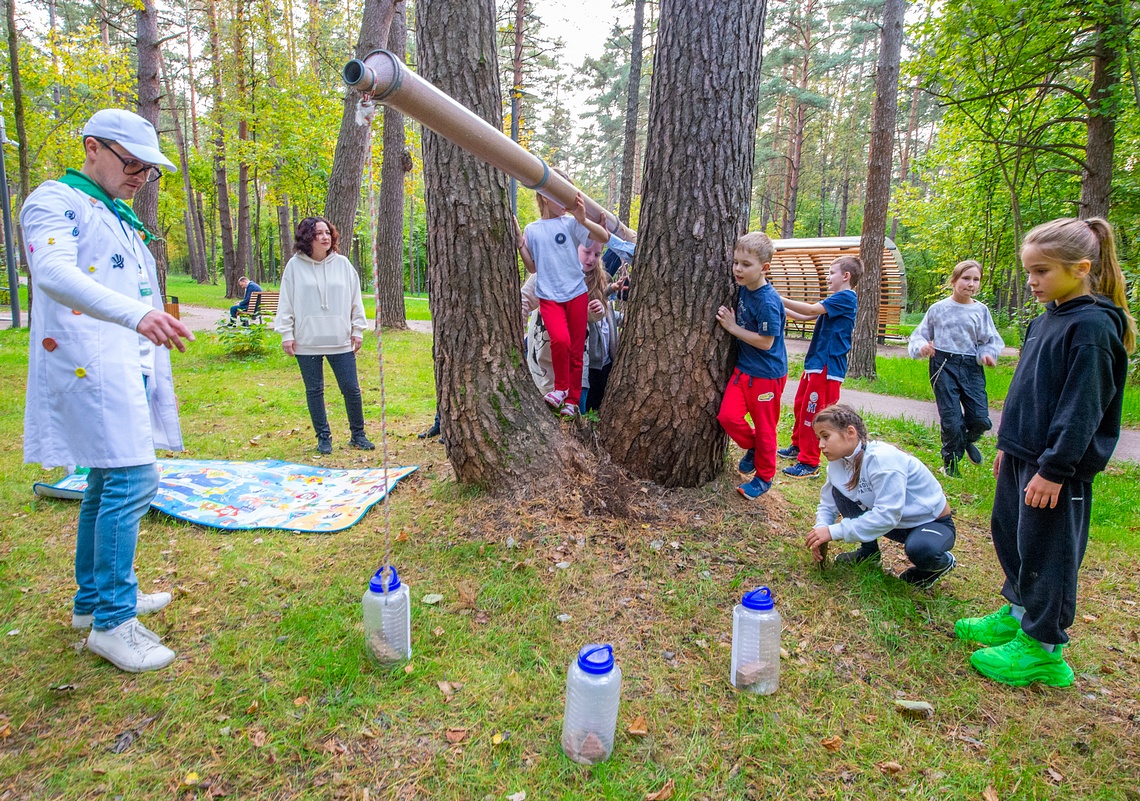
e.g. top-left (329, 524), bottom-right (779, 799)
top-left (82, 109), bottom-right (177, 172)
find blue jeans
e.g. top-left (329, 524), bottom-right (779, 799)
top-left (74, 462), bottom-right (160, 630)
top-left (296, 351), bottom-right (366, 439)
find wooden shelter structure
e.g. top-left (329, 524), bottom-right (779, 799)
top-left (768, 236), bottom-right (907, 339)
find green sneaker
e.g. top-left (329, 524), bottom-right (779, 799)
top-left (955, 604), bottom-right (1021, 646)
top-left (969, 630), bottom-right (1075, 688)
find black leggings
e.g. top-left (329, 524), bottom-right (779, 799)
top-left (831, 487), bottom-right (956, 571)
top-left (296, 351), bottom-right (366, 439)
top-left (930, 351), bottom-right (991, 462)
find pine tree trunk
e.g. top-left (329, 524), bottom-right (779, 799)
top-left (6, 0), bottom-right (32, 279)
top-left (1079, 1), bottom-right (1123, 221)
top-left (618, 0), bottom-right (646, 226)
top-left (206, 0), bottom-right (237, 294)
top-left (417, 0), bottom-right (577, 492)
top-left (599, 0), bottom-right (767, 488)
top-left (161, 58), bottom-right (207, 282)
top-left (323, 0), bottom-right (402, 246)
top-left (134, 0), bottom-right (168, 298)
top-left (233, 3), bottom-right (252, 293)
top-left (376, 2), bottom-right (409, 330)
top-left (848, 0), bottom-right (905, 380)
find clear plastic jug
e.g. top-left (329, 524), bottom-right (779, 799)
top-left (561, 643), bottom-right (621, 765)
top-left (362, 565), bottom-right (411, 665)
top-left (730, 586), bottom-right (781, 694)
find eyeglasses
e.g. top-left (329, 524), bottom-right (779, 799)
top-left (95, 137), bottom-right (162, 183)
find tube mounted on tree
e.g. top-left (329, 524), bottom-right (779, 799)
top-left (343, 49), bottom-right (636, 242)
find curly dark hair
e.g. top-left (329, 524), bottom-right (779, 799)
top-left (293, 216), bottom-right (339, 257)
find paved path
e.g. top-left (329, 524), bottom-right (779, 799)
top-left (11, 304), bottom-right (1139, 463)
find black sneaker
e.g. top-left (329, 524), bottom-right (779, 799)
top-left (418, 421), bottom-right (441, 439)
top-left (777, 444), bottom-right (800, 460)
top-left (965, 442), bottom-right (983, 465)
top-left (317, 435), bottom-right (332, 455)
top-left (899, 553), bottom-right (957, 588)
top-left (834, 541), bottom-right (882, 565)
top-left (350, 435), bottom-right (376, 450)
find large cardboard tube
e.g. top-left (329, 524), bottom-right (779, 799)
top-left (344, 49), bottom-right (635, 242)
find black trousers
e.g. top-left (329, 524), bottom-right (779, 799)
top-left (296, 351), bottom-right (366, 439)
top-left (991, 453), bottom-right (1091, 645)
top-left (930, 351), bottom-right (991, 463)
top-left (583, 361), bottom-right (613, 414)
top-left (831, 487), bottom-right (956, 571)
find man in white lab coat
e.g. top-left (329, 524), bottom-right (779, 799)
top-left (22, 109), bottom-right (194, 673)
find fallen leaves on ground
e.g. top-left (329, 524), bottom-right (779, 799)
top-left (982, 787), bottom-right (1000, 801)
top-left (491, 731), bottom-right (510, 746)
top-left (444, 727), bottom-right (468, 744)
top-left (627, 716), bottom-right (649, 736)
top-left (293, 696), bottom-right (308, 707)
top-left (421, 593), bottom-right (444, 605)
top-left (249, 730), bottom-right (266, 748)
top-left (894, 699), bottom-right (935, 719)
top-left (821, 735), bottom-right (843, 752)
top-left (179, 772), bottom-right (200, 789)
top-left (645, 778), bottom-right (675, 800)
top-left (506, 793), bottom-right (526, 801)
top-left (878, 761), bottom-right (903, 776)
top-left (1045, 767), bottom-right (1064, 784)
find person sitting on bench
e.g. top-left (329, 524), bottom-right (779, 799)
top-left (229, 276), bottom-right (262, 324)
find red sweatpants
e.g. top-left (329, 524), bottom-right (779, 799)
top-left (539, 293), bottom-right (588, 405)
top-left (718, 368), bottom-right (786, 481)
top-left (789, 370), bottom-right (843, 467)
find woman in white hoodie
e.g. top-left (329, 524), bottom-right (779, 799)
top-left (276, 216), bottom-right (373, 454)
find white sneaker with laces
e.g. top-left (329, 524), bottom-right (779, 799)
top-left (72, 591), bottom-right (172, 629)
top-left (85, 618), bottom-right (176, 673)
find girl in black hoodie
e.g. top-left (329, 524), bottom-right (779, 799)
top-left (955, 217), bottom-right (1136, 688)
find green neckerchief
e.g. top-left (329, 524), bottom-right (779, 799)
top-left (59, 168), bottom-right (156, 244)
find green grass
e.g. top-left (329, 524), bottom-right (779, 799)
top-left (1, 327), bottom-right (1138, 799)
top-left (166, 274), bottom-right (433, 321)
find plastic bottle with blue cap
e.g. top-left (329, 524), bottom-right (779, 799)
top-left (561, 643), bottom-right (622, 764)
top-left (730, 586), bottom-right (781, 694)
top-left (362, 565), bottom-right (411, 664)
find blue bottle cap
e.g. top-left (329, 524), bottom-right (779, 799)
top-left (742, 586), bottom-right (774, 610)
top-left (369, 565), bottom-right (401, 593)
top-left (577, 643), bottom-right (615, 675)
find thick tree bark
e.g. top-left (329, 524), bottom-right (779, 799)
top-left (376, 2), bottom-right (409, 330)
top-left (324, 0), bottom-right (402, 247)
top-left (599, 0), bottom-right (767, 488)
top-left (848, 0), bottom-right (905, 380)
top-left (1079, 1), bottom-right (1123, 220)
top-left (418, 0), bottom-right (575, 491)
top-left (618, 0), bottom-right (646, 226)
top-left (508, 0), bottom-right (524, 215)
top-left (133, 0), bottom-right (168, 298)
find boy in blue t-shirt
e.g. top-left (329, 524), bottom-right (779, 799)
top-left (777, 255), bottom-right (862, 477)
top-left (716, 232), bottom-right (788, 499)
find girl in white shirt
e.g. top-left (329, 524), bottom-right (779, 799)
top-left (805, 404), bottom-right (957, 588)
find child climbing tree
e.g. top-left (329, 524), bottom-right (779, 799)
top-left (599, 0), bottom-right (768, 488)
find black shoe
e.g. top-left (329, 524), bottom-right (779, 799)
top-left (350, 435), bottom-right (376, 450)
top-left (317, 435), bottom-right (332, 455)
top-left (418, 421), bottom-right (441, 439)
top-left (899, 553), bottom-right (957, 588)
top-left (834, 541), bottom-right (882, 565)
top-left (965, 442), bottom-right (983, 465)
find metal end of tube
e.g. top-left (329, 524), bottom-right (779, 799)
top-left (342, 50), bottom-right (403, 101)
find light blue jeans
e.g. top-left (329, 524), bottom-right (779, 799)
top-left (73, 374), bottom-right (160, 630)
top-left (73, 463), bottom-right (160, 630)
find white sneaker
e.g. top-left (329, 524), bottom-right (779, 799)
top-left (72, 591), bottom-right (172, 629)
top-left (544, 389), bottom-right (568, 410)
top-left (86, 618), bottom-right (176, 673)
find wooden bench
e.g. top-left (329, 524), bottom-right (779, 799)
top-left (239, 291), bottom-right (280, 324)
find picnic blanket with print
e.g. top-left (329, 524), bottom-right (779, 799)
top-left (33, 459), bottom-right (418, 533)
